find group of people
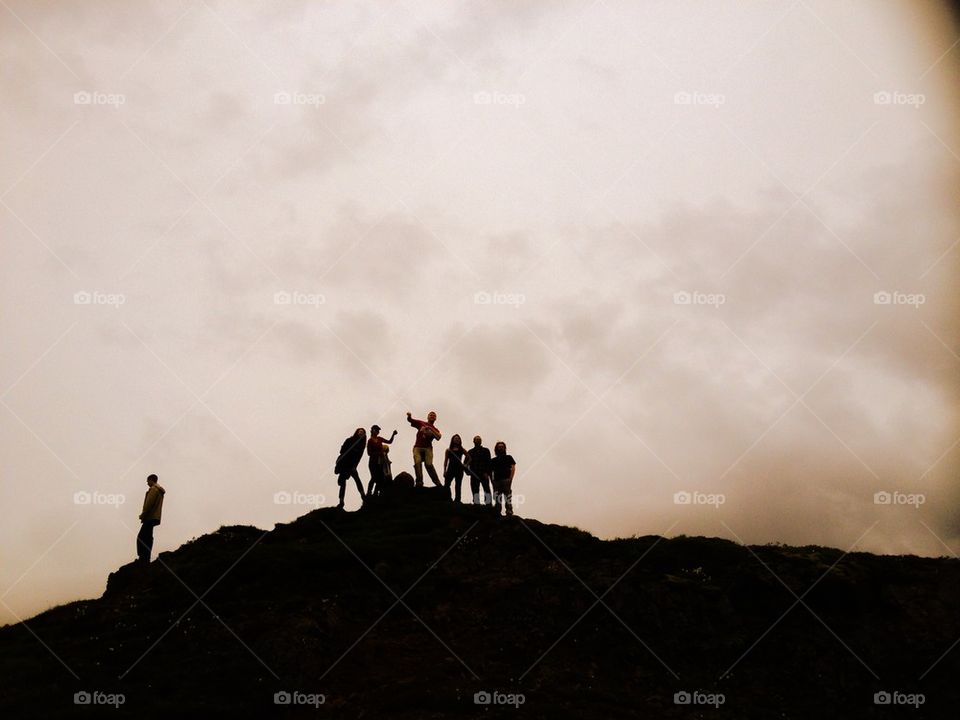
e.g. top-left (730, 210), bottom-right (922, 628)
top-left (133, 411), bottom-right (516, 565)
top-left (335, 411), bottom-right (517, 516)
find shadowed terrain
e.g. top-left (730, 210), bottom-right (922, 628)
top-left (1, 490), bottom-right (958, 718)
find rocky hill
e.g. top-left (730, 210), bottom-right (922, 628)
top-left (1, 489), bottom-right (957, 718)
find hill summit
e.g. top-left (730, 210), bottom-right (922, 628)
top-left (1, 489), bottom-right (957, 718)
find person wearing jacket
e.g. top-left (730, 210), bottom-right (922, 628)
top-left (465, 435), bottom-right (492, 506)
top-left (336, 427), bottom-right (367, 509)
top-left (137, 474), bottom-right (165, 564)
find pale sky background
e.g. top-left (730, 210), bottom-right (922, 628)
top-left (2, 0), bottom-right (959, 625)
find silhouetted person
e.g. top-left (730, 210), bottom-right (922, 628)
top-left (367, 424), bottom-right (397, 497)
top-left (407, 411), bottom-right (442, 487)
top-left (137, 474), bottom-right (165, 564)
top-left (490, 441), bottom-right (516, 516)
top-left (443, 434), bottom-right (467, 503)
top-left (465, 435), bottom-right (492, 506)
top-left (335, 428), bottom-right (367, 509)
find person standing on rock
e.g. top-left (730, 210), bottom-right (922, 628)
top-left (335, 427), bottom-right (367, 509)
top-left (490, 442), bottom-right (516, 517)
top-left (367, 424), bottom-right (397, 497)
top-left (465, 435), bottom-right (492, 506)
top-left (443, 434), bottom-right (467, 503)
top-left (407, 411), bottom-right (442, 487)
top-left (137, 474), bottom-right (165, 564)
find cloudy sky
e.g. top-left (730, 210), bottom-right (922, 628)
top-left (2, 0), bottom-right (959, 624)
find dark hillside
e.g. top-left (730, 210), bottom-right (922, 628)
top-left (1, 490), bottom-right (957, 718)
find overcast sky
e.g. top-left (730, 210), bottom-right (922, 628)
top-left (2, 0), bottom-right (959, 624)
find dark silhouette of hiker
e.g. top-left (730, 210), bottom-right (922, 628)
top-left (490, 441), bottom-right (516, 516)
top-left (465, 435), bottom-right (492, 506)
top-left (407, 411), bottom-right (442, 487)
top-left (443, 434), bottom-right (467, 503)
top-left (335, 428), bottom-right (367, 509)
top-left (137, 474), bottom-right (165, 563)
top-left (367, 424), bottom-right (397, 497)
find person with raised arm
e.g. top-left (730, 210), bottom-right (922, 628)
top-left (407, 411), bottom-right (442, 487)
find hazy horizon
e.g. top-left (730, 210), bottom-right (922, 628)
top-left (2, 0), bottom-right (959, 625)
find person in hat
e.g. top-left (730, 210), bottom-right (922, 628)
top-left (367, 424), bottom-right (397, 497)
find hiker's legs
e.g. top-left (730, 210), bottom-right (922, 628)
top-left (502, 478), bottom-right (513, 516)
top-left (453, 470), bottom-right (464, 503)
top-left (351, 470), bottom-right (365, 499)
top-left (412, 448), bottom-right (425, 487)
top-left (136, 520), bottom-right (156, 563)
top-left (481, 474), bottom-right (492, 506)
top-left (491, 478), bottom-right (503, 514)
top-left (367, 462), bottom-right (381, 497)
top-left (470, 474), bottom-right (481, 504)
top-left (422, 448), bottom-right (441, 487)
top-left (337, 473), bottom-right (348, 507)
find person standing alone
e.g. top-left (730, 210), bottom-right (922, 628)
top-left (137, 474), bottom-right (165, 564)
